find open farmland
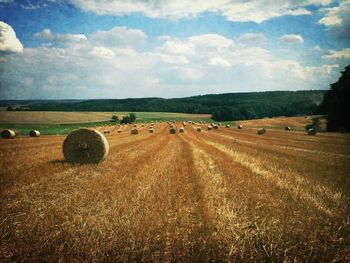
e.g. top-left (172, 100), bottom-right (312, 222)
top-left (1, 120), bottom-right (349, 262)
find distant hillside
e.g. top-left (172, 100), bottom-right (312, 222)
top-left (0, 90), bottom-right (326, 121)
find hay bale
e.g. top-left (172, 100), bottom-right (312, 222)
top-left (226, 124), bottom-right (230, 128)
top-left (1, 129), bottom-right (15, 139)
top-left (196, 127), bottom-right (202, 132)
top-left (285, 126), bottom-right (291, 131)
top-left (237, 125), bottom-right (243, 129)
top-left (307, 128), bottom-right (316, 135)
top-left (103, 130), bottom-right (110, 134)
top-left (213, 125), bottom-right (218, 129)
top-left (257, 128), bottom-right (266, 135)
top-left (207, 125), bottom-right (213, 130)
top-left (149, 128), bottom-right (154, 133)
top-left (117, 129), bottom-right (122, 133)
top-left (131, 128), bottom-right (139, 135)
top-left (63, 128), bottom-right (109, 164)
top-left (133, 124), bottom-right (137, 128)
top-left (169, 125), bottom-right (174, 128)
top-left (170, 128), bottom-right (176, 134)
top-left (141, 124), bottom-right (144, 127)
top-left (29, 130), bottom-right (40, 137)
top-left (218, 122), bottom-right (222, 126)
top-left (179, 127), bottom-right (184, 132)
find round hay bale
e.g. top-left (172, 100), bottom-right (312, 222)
top-left (131, 128), bottom-right (139, 135)
top-left (179, 127), bottom-right (184, 132)
top-left (169, 125), bottom-right (174, 128)
top-left (141, 124), bottom-right (144, 127)
top-left (196, 127), bottom-right (202, 132)
top-left (1, 129), bottom-right (15, 139)
top-left (307, 128), bottom-right (316, 135)
top-left (170, 128), bottom-right (176, 134)
top-left (134, 124), bottom-right (137, 128)
top-left (218, 122), bottom-right (221, 126)
top-left (29, 130), bottom-right (40, 137)
top-left (207, 125), bottom-right (213, 130)
top-left (285, 126), bottom-right (291, 131)
top-left (237, 125), bottom-right (243, 129)
top-left (117, 129), bottom-right (122, 133)
top-left (149, 128), bottom-right (155, 133)
top-left (226, 124), bottom-right (230, 128)
top-left (213, 125), bottom-right (218, 129)
top-left (63, 128), bottom-right (109, 164)
top-left (104, 130), bottom-right (110, 134)
top-left (257, 128), bottom-right (266, 135)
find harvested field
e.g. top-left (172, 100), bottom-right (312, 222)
top-left (0, 120), bottom-right (349, 262)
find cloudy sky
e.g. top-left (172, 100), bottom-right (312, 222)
top-left (0, 0), bottom-right (349, 99)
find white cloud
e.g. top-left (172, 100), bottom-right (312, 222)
top-left (239, 33), bottom-right (267, 46)
top-left (34, 28), bottom-right (87, 44)
top-left (321, 48), bottom-right (350, 60)
top-left (34, 28), bottom-right (54, 41)
top-left (90, 26), bottom-right (147, 48)
top-left (0, 21), bottom-right (23, 53)
top-left (279, 34), bottom-right (304, 44)
top-left (68, 0), bottom-right (331, 23)
top-left (319, 0), bottom-right (350, 39)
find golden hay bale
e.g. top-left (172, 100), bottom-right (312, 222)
top-left (117, 129), bottom-right (122, 133)
top-left (179, 127), bottom-right (184, 132)
top-left (29, 130), bottom-right (40, 137)
top-left (131, 128), bottom-right (139, 135)
top-left (196, 127), bottom-right (202, 132)
top-left (207, 125), bottom-right (213, 130)
top-left (134, 124), bottom-right (137, 127)
top-left (226, 124), bottom-right (230, 128)
top-left (169, 125), bottom-right (174, 128)
top-left (213, 125), bottom-right (218, 129)
top-left (285, 126), bottom-right (291, 131)
top-left (170, 128), bottom-right (176, 134)
top-left (307, 128), bottom-right (317, 135)
top-left (141, 124), bottom-right (144, 127)
top-left (149, 128), bottom-right (155, 133)
top-left (218, 122), bottom-right (222, 126)
top-left (63, 128), bottom-right (109, 164)
top-left (257, 128), bottom-right (266, 135)
top-left (237, 125), bottom-right (243, 129)
top-left (103, 130), bottom-right (110, 134)
top-left (1, 129), bottom-right (16, 139)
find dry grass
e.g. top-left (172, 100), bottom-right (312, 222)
top-left (0, 119), bottom-right (349, 262)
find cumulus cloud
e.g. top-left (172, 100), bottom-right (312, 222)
top-left (68, 0), bottom-right (331, 23)
top-left (0, 21), bottom-right (23, 53)
top-left (239, 33), bottom-right (267, 46)
top-left (90, 26), bottom-right (147, 48)
top-left (319, 0), bottom-right (350, 39)
top-left (34, 28), bottom-right (87, 44)
top-left (279, 34), bottom-right (304, 44)
top-left (321, 48), bottom-right (350, 60)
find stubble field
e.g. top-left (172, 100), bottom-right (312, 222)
top-left (0, 120), bottom-right (349, 262)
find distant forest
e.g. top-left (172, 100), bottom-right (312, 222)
top-left (1, 90), bottom-right (326, 121)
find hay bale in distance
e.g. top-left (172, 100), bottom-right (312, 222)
top-left (179, 127), bottom-right (184, 132)
top-left (1, 129), bottom-right (15, 139)
top-left (149, 128), bottom-right (154, 133)
top-left (226, 124), bottom-right (230, 128)
top-left (237, 125), bottom-right (243, 129)
top-left (63, 128), bottom-right (109, 164)
top-left (170, 128), bottom-right (176, 134)
top-left (307, 128), bottom-right (316, 135)
top-left (131, 128), bottom-right (139, 135)
top-left (257, 128), bottom-right (266, 135)
top-left (285, 126), bottom-right (291, 131)
top-left (29, 130), bottom-right (40, 137)
top-left (207, 125), bottom-right (213, 130)
top-left (197, 127), bottom-right (202, 132)
top-left (213, 125), bottom-right (218, 129)
top-left (117, 129), bottom-right (122, 133)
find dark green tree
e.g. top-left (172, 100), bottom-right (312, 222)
top-left (120, 113), bottom-right (137, 124)
top-left (111, 115), bottom-right (119, 122)
top-left (318, 65), bottom-right (350, 131)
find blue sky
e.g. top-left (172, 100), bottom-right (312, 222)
top-left (0, 0), bottom-right (349, 99)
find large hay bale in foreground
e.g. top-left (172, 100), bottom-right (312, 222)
top-left (131, 128), bottom-right (139, 135)
top-left (170, 128), bottom-right (176, 134)
top-left (257, 128), bottom-right (266, 135)
top-left (197, 127), bottom-right (202, 132)
top-left (307, 128), bottom-right (316, 135)
top-left (63, 128), bottom-right (109, 163)
top-left (179, 127), bottom-right (184, 132)
top-left (29, 130), bottom-right (40, 137)
top-left (1, 129), bottom-right (15, 139)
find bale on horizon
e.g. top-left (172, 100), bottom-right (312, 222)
top-left (258, 128), bottom-right (266, 135)
top-left (226, 124), bottom-right (230, 128)
top-left (63, 128), bottom-right (109, 164)
top-left (1, 129), bottom-right (16, 139)
top-left (29, 130), bottom-right (40, 137)
top-left (307, 128), bottom-right (317, 135)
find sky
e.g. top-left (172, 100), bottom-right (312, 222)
top-left (0, 0), bottom-right (349, 99)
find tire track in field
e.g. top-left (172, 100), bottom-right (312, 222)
top-left (188, 126), bottom-right (345, 217)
